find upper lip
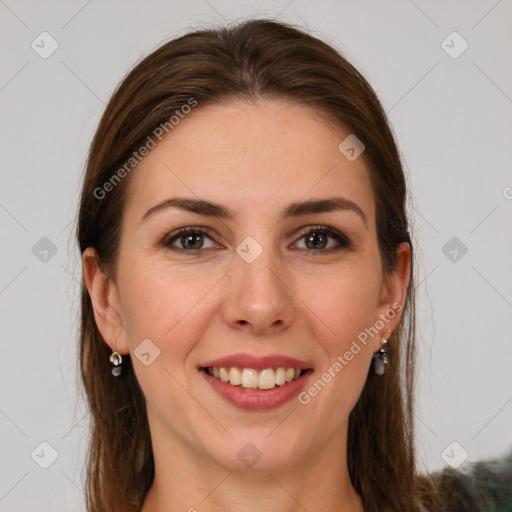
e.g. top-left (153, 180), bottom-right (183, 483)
top-left (199, 352), bottom-right (313, 371)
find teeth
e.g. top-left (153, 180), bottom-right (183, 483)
top-left (219, 367), bottom-right (229, 382)
top-left (275, 367), bottom-right (286, 386)
top-left (229, 367), bottom-right (242, 385)
top-left (259, 368), bottom-right (276, 390)
top-left (241, 368), bottom-right (259, 388)
top-left (205, 366), bottom-right (306, 390)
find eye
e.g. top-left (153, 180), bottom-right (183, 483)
top-left (161, 225), bottom-right (352, 255)
top-left (162, 227), bottom-right (219, 253)
top-left (293, 225), bottom-right (352, 252)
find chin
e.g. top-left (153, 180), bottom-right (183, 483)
top-left (203, 431), bottom-right (308, 474)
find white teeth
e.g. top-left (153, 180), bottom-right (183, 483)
top-left (241, 368), bottom-right (259, 388)
top-left (229, 367), bottom-right (242, 386)
top-left (259, 368), bottom-right (276, 390)
top-left (275, 367), bottom-right (286, 386)
top-left (219, 367), bottom-right (229, 382)
top-left (205, 366), bottom-right (306, 390)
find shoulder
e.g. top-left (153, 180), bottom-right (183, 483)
top-left (416, 449), bottom-right (512, 512)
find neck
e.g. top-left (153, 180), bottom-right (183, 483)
top-left (141, 409), bottom-right (364, 512)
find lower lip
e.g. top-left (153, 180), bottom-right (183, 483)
top-left (200, 370), bottom-right (313, 411)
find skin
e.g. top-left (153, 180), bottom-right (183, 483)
top-left (83, 99), bottom-right (410, 512)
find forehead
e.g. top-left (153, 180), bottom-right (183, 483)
top-left (124, 99), bottom-right (375, 226)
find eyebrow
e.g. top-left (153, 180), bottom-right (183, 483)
top-left (140, 196), bottom-right (367, 228)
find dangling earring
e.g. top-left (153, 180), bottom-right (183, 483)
top-left (373, 329), bottom-right (391, 376)
top-left (109, 340), bottom-right (123, 377)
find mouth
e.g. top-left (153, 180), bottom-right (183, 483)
top-left (200, 366), bottom-right (313, 391)
top-left (198, 353), bottom-right (314, 409)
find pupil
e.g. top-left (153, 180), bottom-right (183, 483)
top-left (306, 232), bottom-right (327, 250)
top-left (182, 233), bottom-right (203, 250)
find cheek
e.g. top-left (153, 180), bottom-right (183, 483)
top-left (117, 259), bottom-right (220, 358)
top-left (294, 262), bottom-right (382, 414)
top-left (298, 261), bottom-right (382, 349)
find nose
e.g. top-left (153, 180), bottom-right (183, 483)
top-left (221, 247), bottom-right (295, 335)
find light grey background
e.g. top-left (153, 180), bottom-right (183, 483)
top-left (1, 0), bottom-right (511, 510)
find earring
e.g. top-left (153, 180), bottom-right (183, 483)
top-left (109, 340), bottom-right (123, 377)
top-left (373, 329), bottom-right (391, 376)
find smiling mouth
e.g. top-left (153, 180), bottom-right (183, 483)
top-left (200, 366), bottom-right (312, 391)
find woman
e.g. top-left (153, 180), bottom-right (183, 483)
top-left (77, 18), bottom-right (444, 511)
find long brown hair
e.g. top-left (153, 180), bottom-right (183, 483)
top-left (77, 18), bottom-right (439, 511)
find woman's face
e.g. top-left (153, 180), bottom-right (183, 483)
top-left (86, 99), bottom-right (410, 474)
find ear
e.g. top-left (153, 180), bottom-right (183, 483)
top-left (82, 247), bottom-right (130, 355)
top-left (374, 241), bottom-right (411, 349)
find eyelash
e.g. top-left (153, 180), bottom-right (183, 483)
top-left (161, 225), bottom-right (353, 255)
